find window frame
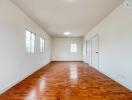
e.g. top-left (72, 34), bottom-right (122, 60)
top-left (26, 30), bottom-right (36, 54)
top-left (70, 43), bottom-right (78, 53)
top-left (40, 37), bottom-right (45, 53)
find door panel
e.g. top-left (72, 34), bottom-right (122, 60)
top-left (91, 35), bottom-right (99, 70)
top-left (86, 40), bottom-right (92, 65)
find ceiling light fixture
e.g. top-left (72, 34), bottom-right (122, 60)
top-left (64, 32), bottom-right (71, 36)
top-left (65, 0), bottom-right (76, 2)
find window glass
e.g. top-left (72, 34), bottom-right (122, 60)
top-left (70, 43), bottom-right (77, 53)
top-left (26, 30), bottom-right (35, 53)
top-left (40, 37), bottom-right (45, 53)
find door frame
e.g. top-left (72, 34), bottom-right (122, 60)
top-left (91, 34), bottom-right (100, 70)
top-left (86, 39), bottom-right (92, 65)
top-left (86, 34), bottom-right (100, 70)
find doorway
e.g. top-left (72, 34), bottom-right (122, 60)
top-left (86, 40), bottom-right (92, 65)
top-left (86, 35), bottom-right (99, 70)
top-left (91, 35), bottom-right (99, 70)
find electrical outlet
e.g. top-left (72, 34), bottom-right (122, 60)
top-left (117, 74), bottom-right (126, 80)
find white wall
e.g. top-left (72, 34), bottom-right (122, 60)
top-left (52, 37), bottom-right (83, 61)
top-left (0, 0), bottom-right (51, 94)
top-left (84, 1), bottom-right (132, 91)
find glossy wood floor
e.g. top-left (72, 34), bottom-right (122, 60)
top-left (0, 62), bottom-right (132, 100)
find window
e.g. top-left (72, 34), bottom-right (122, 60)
top-left (70, 43), bottom-right (77, 53)
top-left (26, 30), bottom-right (35, 53)
top-left (40, 37), bottom-right (45, 53)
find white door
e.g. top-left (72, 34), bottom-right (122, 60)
top-left (91, 35), bottom-right (99, 70)
top-left (86, 40), bottom-right (92, 65)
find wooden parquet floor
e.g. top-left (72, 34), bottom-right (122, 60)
top-left (0, 61), bottom-right (132, 100)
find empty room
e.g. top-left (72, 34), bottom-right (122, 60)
top-left (0, 0), bottom-right (132, 99)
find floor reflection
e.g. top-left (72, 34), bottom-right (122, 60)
top-left (39, 78), bottom-right (46, 92)
top-left (70, 64), bottom-right (78, 80)
top-left (25, 77), bottom-right (46, 100)
top-left (25, 89), bottom-right (37, 100)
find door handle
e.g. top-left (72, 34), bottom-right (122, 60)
top-left (96, 52), bottom-right (99, 53)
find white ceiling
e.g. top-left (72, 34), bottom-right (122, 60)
top-left (11, 0), bottom-right (123, 37)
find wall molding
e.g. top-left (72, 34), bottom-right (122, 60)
top-left (0, 60), bottom-right (51, 94)
top-left (99, 68), bottom-right (132, 91)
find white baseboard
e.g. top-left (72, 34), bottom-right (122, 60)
top-left (0, 61), bottom-right (51, 94)
top-left (83, 60), bottom-right (132, 92)
top-left (99, 69), bottom-right (132, 91)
